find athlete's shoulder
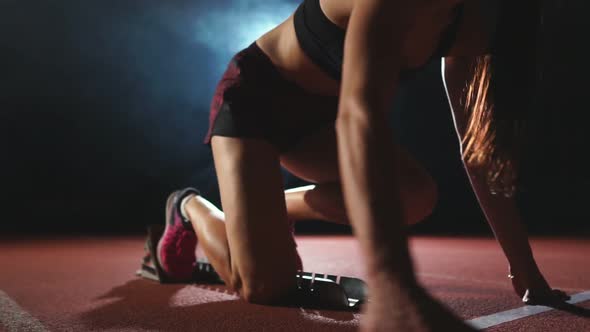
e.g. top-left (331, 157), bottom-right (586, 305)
top-left (416, 0), bottom-right (465, 8)
top-left (403, 0), bottom-right (465, 15)
top-left (446, 0), bottom-right (495, 56)
top-left (349, 0), bottom-right (462, 13)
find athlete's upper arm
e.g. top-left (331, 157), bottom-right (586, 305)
top-left (338, 0), bottom-right (408, 116)
top-left (442, 56), bottom-right (477, 140)
top-left (446, 0), bottom-right (495, 56)
top-left (339, 0), bottom-right (460, 113)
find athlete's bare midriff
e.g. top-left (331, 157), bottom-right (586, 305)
top-left (255, 0), bottom-right (352, 97)
top-left (255, 15), bottom-right (341, 97)
top-left (255, 0), bottom-right (482, 98)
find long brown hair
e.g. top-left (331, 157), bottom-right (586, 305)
top-left (462, 1), bottom-right (542, 196)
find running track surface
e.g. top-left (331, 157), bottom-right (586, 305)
top-left (1, 235), bottom-right (588, 331)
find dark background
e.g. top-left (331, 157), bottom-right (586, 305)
top-left (1, 0), bottom-right (588, 236)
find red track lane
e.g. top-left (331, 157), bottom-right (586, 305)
top-left (0, 236), bottom-right (588, 331)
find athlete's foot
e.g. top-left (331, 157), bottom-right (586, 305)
top-left (361, 278), bottom-right (475, 332)
top-left (157, 188), bottom-right (200, 281)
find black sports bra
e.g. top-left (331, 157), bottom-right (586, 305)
top-left (294, 0), bottom-right (465, 81)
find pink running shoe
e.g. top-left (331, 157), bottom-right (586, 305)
top-left (156, 188), bottom-right (199, 281)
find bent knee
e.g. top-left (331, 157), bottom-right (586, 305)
top-left (228, 258), bottom-right (298, 305)
top-left (403, 172), bottom-right (438, 225)
top-left (232, 272), bottom-right (296, 305)
top-left (241, 282), bottom-right (294, 304)
top-left (303, 182), bottom-right (348, 223)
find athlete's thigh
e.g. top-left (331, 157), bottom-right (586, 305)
top-left (281, 125), bottom-right (434, 190)
top-left (280, 126), bottom-right (340, 183)
top-left (211, 136), bottom-right (298, 291)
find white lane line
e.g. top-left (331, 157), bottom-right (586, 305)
top-left (418, 272), bottom-right (585, 292)
top-left (466, 290), bottom-right (590, 330)
top-left (0, 290), bottom-right (49, 332)
top-left (418, 272), bottom-right (507, 287)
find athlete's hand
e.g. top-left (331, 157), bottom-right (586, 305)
top-left (508, 265), bottom-right (570, 306)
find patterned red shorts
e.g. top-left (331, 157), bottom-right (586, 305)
top-left (204, 42), bottom-right (338, 153)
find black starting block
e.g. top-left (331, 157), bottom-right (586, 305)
top-left (136, 224), bottom-right (368, 311)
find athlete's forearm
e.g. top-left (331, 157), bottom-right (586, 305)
top-left (464, 164), bottom-right (539, 274)
top-left (336, 103), bottom-right (413, 281)
top-left (443, 56), bottom-right (540, 276)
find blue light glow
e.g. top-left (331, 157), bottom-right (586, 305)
top-left (195, 0), bottom-right (297, 58)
